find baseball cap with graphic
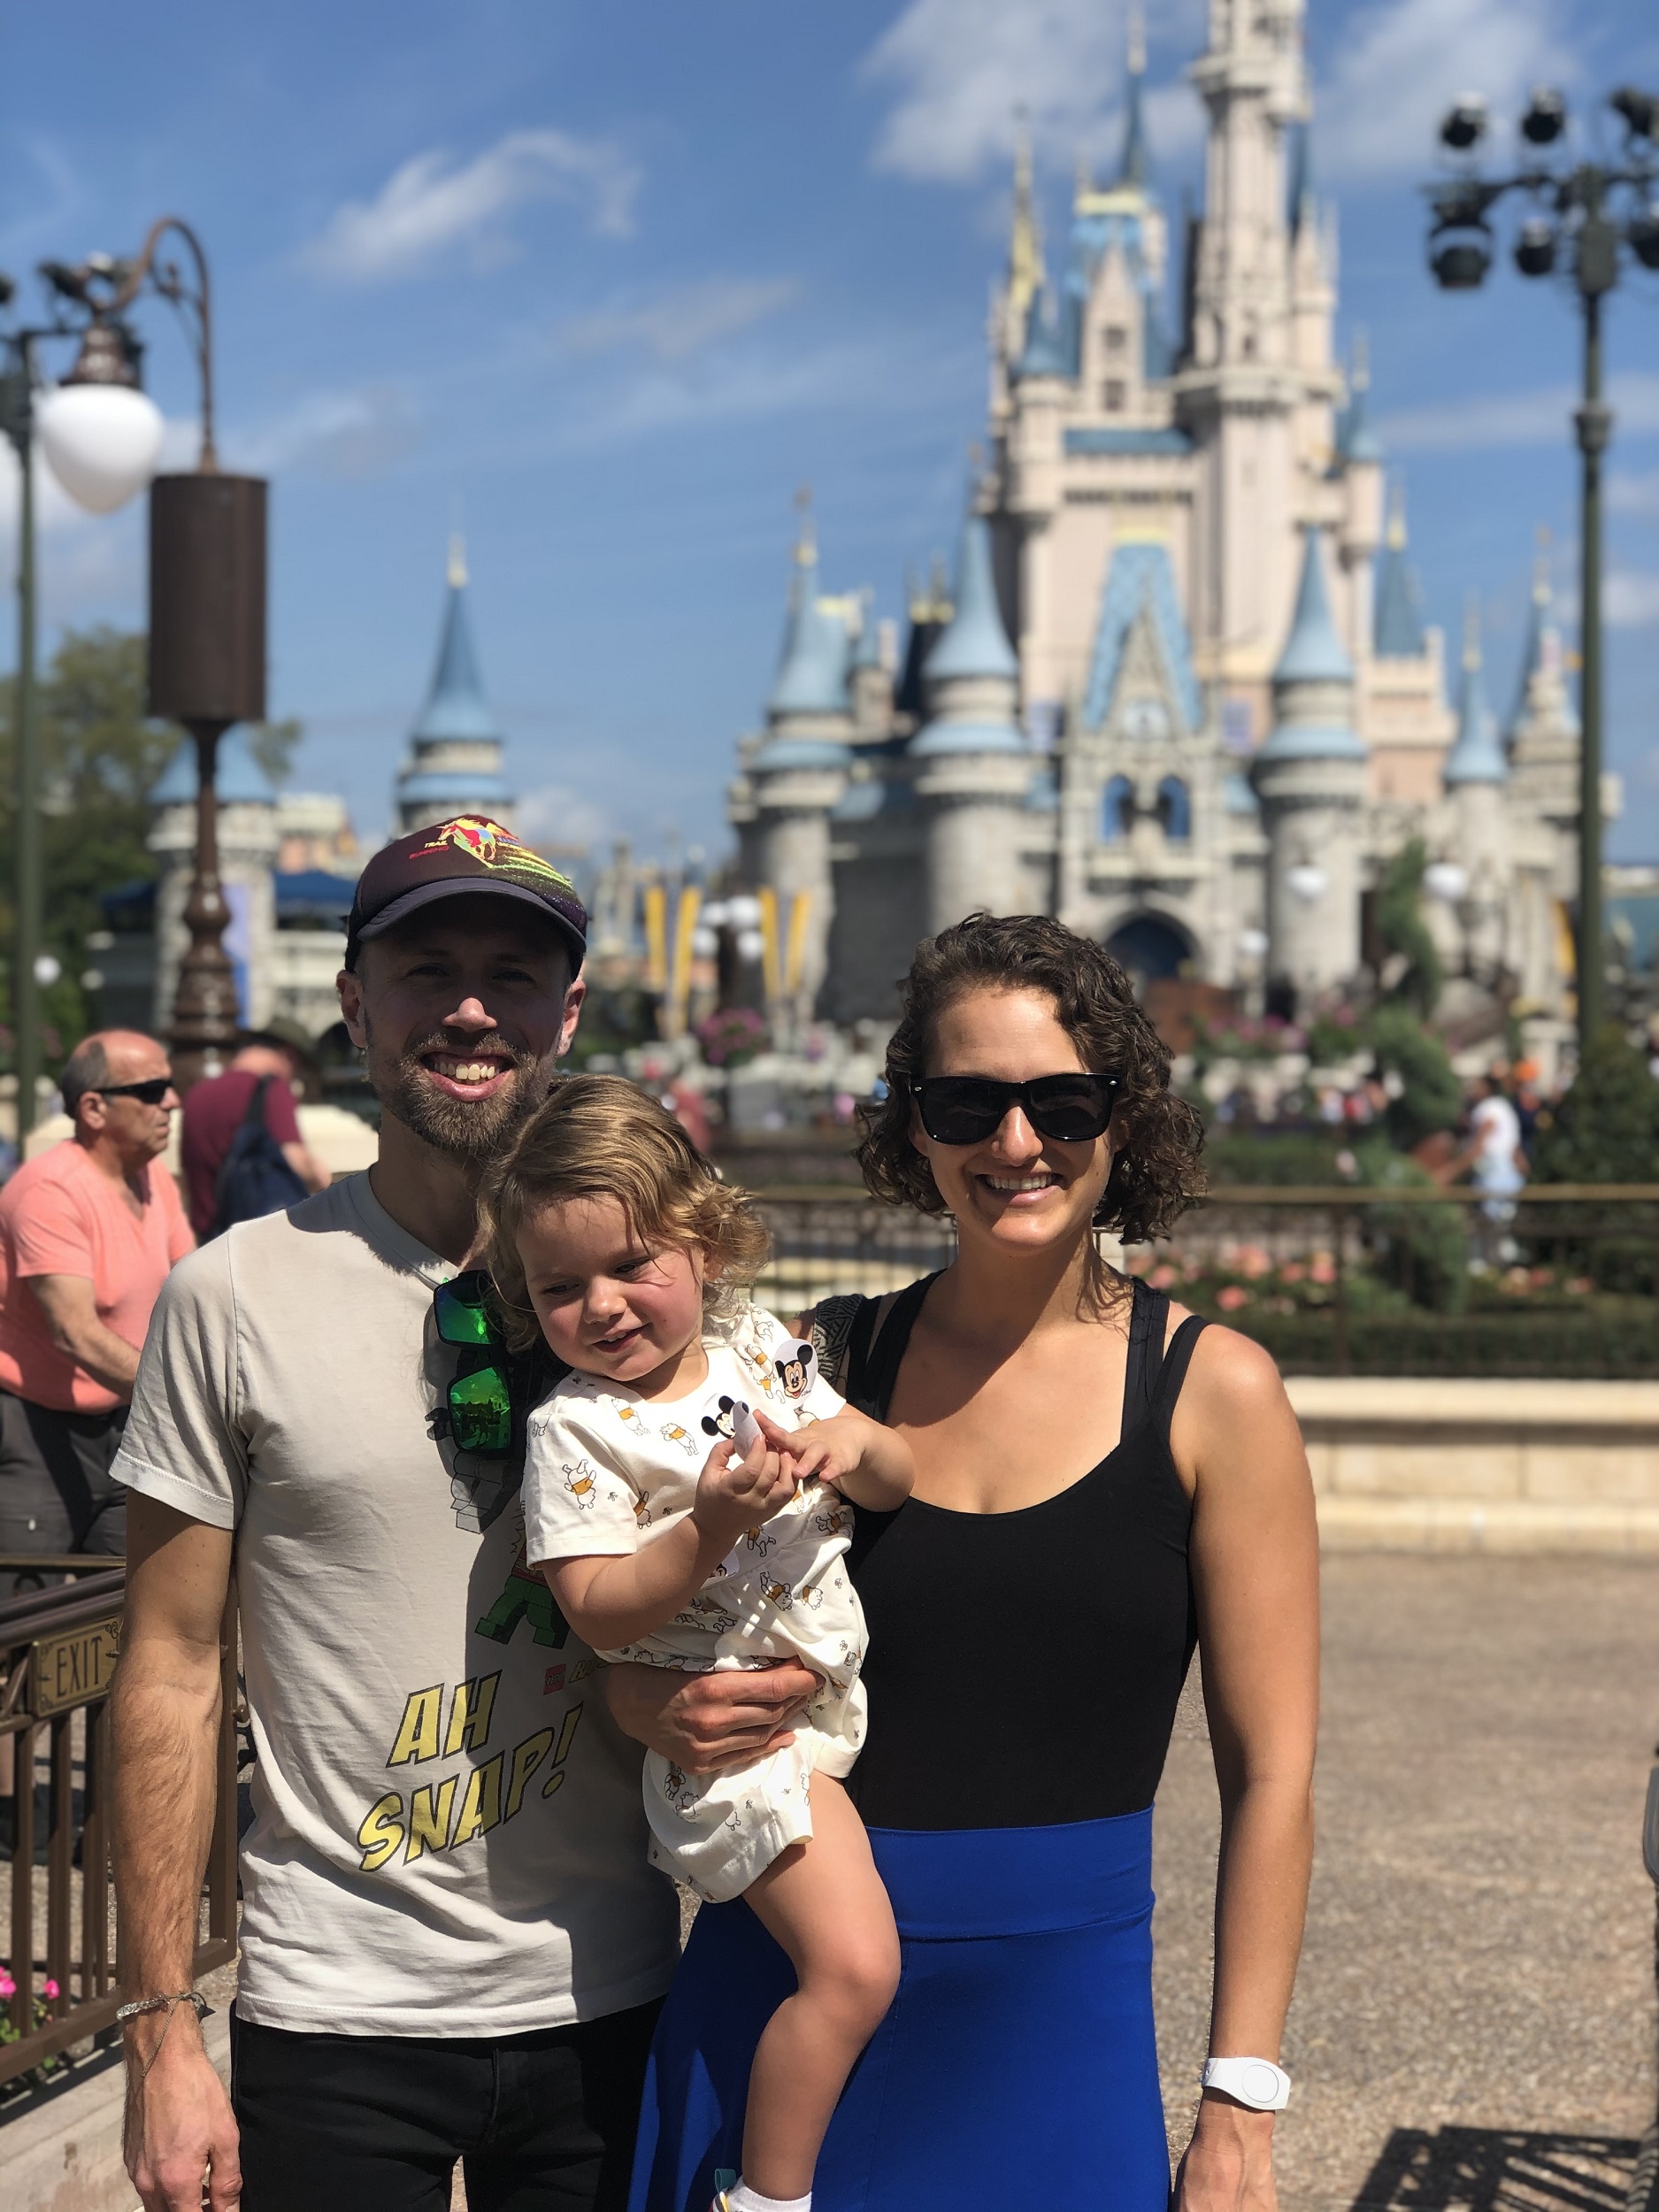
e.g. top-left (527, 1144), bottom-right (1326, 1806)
top-left (346, 817), bottom-right (588, 970)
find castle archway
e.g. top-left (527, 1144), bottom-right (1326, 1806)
top-left (1105, 911), bottom-right (1195, 987)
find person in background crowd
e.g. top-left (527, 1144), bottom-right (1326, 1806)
top-left (179, 1032), bottom-right (331, 1240)
top-left (1462, 1068), bottom-right (1528, 1267)
top-left (0, 1029), bottom-right (192, 1596)
top-left (1511, 1058), bottom-right (1543, 1158)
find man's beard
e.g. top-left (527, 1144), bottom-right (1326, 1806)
top-left (365, 1022), bottom-right (555, 1163)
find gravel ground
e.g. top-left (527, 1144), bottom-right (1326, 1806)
top-left (1153, 1555), bottom-right (1659, 2212)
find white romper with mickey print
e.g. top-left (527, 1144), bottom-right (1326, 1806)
top-left (521, 1303), bottom-right (867, 1903)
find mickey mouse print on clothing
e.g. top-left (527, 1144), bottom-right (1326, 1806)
top-left (520, 1301), bottom-right (872, 1902)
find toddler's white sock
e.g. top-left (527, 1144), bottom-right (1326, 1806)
top-left (724, 2184), bottom-right (811, 2212)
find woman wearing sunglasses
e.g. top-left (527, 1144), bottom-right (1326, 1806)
top-left (623, 911), bottom-right (1318, 2212)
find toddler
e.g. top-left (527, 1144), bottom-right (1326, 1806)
top-left (483, 1076), bottom-right (914, 2212)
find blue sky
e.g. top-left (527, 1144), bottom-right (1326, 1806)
top-left (4, 0), bottom-right (1658, 867)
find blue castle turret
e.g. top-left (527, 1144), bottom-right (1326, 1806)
top-left (396, 537), bottom-right (514, 833)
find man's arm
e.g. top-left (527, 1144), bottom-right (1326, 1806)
top-left (603, 1660), bottom-right (819, 1775)
top-left (279, 1140), bottom-right (331, 1193)
top-left (27, 1273), bottom-right (140, 1395)
top-left (112, 1493), bottom-right (241, 2212)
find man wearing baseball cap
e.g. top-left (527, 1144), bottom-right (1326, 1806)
top-left (109, 818), bottom-right (816, 2211)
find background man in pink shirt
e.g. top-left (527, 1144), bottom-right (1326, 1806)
top-left (0, 1027), bottom-right (193, 1593)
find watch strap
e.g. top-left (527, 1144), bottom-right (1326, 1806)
top-left (1201, 2055), bottom-right (1291, 2109)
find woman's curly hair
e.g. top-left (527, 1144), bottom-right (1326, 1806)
top-left (478, 1074), bottom-right (770, 1353)
top-left (856, 912), bottom-right (1206, 1248)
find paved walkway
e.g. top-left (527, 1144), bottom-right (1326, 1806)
top-left (1154, 1555), bottom-right (1659, 2212)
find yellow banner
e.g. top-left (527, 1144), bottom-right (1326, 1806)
top-left (643, 884), bottom-right (667, 994)
top-left (667, 886), bottom-right (702, 1036)
top-left (758, 886), bottom-right (781, 1005)
top-left (785, 890), bottom-right (812, 998)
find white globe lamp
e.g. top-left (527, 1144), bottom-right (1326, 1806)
top-left (735, 928), bottom-right (765, 964)
top-left (1286, 863), bottom-right (1327, 906)
top-left (36, 380), bottom-right (164, 512)
top-left (1424, 861), bottom-right (1470, 904)
top-left (1238, 927), bottom-right (1270, 960)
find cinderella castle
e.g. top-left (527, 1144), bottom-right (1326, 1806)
top-left (727, 0), bottom-right (1585, 1043)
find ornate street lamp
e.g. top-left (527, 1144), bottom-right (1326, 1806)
top-left (0, 220), bottom-right (265, 1130)
top-left (1422, 85), bottom-right (1659, 1049)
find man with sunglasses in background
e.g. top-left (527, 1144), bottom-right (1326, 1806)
top-left (110, 818), bottom-right (818, 2212)
top-left (0, 1028), bottom-right (191, 1599)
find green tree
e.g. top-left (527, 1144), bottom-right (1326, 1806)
top-left (1370, 1002), bottom-right (1463, 1151)
top-left (1532, 1025), bottom-right (1659, 1184)
top-left (1375, 837), bottom-right (1444, 1019)
top-left (0, 626), bottom-right (180, 1067)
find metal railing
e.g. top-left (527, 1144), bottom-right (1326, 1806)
top-left (751, 1185), bottom-right (1659, 1375)
top-left (0, 1561), bottom-right (238, 2086)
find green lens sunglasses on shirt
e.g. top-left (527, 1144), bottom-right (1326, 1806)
top-left (433, 1271), bottom-right (515, 1457)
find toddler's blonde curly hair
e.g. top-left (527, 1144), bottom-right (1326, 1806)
top-left (478, 1074), bottom-right (770, 1353)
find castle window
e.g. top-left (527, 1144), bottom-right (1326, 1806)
top-left (1156, 776), bottom-right (1192, 842)
top-left (1102, 775), bottom-right (1135, 842)
top-left (1102, 325), bottom-right (1127, 355)
top-left (1102, 380), bottom-right (1127, 412)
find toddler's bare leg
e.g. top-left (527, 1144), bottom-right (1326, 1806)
top-left (739, 1773), bottom-right (900, 2201)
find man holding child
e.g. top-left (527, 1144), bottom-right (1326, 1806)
top-left (111, 818), bottom-right (813, 2212)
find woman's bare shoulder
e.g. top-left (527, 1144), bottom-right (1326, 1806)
top-left (1171, 1306), bottom-right (1294, 1417)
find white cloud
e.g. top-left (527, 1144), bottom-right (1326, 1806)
top-left (515, 782), bottom-right (611, 852)
top-left (1379, 372), bottom-right (1659, 452)
top-left (1610, 469), bottom-right (1659, 520)
top-left (556, 279), bottom-right (801, 365)
top-left (1314, 0), bottom-right (1577, 181)
top-left (863, 0), bottom-right (1203, 184)
top-left (1607, 571), bottom-right (1659, 628)
top-left (301, 129), bottom-right (641, 283)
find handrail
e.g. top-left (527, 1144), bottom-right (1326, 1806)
top-left (1, 1563), bottom-right (238, 2085)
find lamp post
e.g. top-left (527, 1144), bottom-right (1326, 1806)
top-left (0, 221), bottom-right (265, 1127)
top-left (0, 265), bottom-right (164, 1143)
top-left (1421, 85), bottom-right (1659, 1054)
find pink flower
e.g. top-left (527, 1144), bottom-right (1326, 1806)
top-left (41, 1978), bottom-right (58, 2000)
top-left (0, 1970), bottom-right (14, 1999)
top-left (1309, 1254), bottom-right (1337, 1286)
top-left (1237, 1245), bottom-right (1273, 1280)
top-left (1279, 1260), bottom-right (1306, 1285)
top-left (1568, 1277), bottom-right (1594, 1295)
top-left (1217, 1285), bottom-right (1250, 1311)
top-left (1148, 1264), bottom-right (1177, 1290)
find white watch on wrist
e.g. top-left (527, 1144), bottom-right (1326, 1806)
top-left (1201, 2056), bottom-right (1291, 2110)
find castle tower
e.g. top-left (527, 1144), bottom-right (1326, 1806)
top-left (396, 537), bottom-right (513, 834)
top-left (1443, 603), bottom-right (1508, 984)
top-left (742, 511), bottom-right (852, 1021)
top-left (1335, 334), bottom-right (1385, 662)
top-left (1506, 539), bottom-right (1581, 1011)
top-left (1251, 525), bottom-right (1368, 1004)
top-left (911, 509), bottom-right (1030, 937)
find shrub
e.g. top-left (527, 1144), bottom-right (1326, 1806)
top-left (1532, 1025), bottom-right (1659, 1185)
top-left (1370, 1005), bottom-right (1463, 1151)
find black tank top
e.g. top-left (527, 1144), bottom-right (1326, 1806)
top-left (835, 1275), bottom-right (1204, 1832)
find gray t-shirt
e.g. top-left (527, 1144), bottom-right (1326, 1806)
top-left (112, 1172), bottom-right (679, 2036)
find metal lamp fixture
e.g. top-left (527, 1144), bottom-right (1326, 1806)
top-left (1, 217), bottom-right (265, 1136)
top-left (1286, 863), bottom-right (1328, 906)
top-left (1421, 81), bottom-right (1659, 1048)
top-left (1424, 861), bottom-right (1471, 904)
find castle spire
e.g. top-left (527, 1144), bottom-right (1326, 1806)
top-left (1339, 330), bottom-right (1384, 465)
top-left (1444, 600), bottom-right (1505, 786)
top-left (1007, 110), bottom-right (1044, 329)
top-left (1374, 480), bottom-right (1425, 658)
top-left (397, 540), bottom-right (512, 832)
top-left (1119, 9), bottom-right (1148, 188)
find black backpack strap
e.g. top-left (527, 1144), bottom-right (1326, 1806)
top-left (810, 1294), bottom-right (866, 1397)
top-left (242, 1074), bottom-right (275, 1130)
top-left (851, 1272), bottom-right (937, 1421)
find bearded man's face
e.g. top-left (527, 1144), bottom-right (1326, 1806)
top-left (338, 896), bottom-right (584, 1161)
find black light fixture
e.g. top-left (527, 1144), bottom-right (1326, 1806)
top-left (1515, 217), bottom-right (1558, 275)
top-left (1610, 87), bottom-right (1658, 142)
top-left (1417, 85), bottom-right (1659, 1051)
top-left (1430, 228), bottom-right (1493, 288)
top-left (1520, 87), bottom-right (1567, 146)
top-left (1440, 95), bottom-right (1489, 152)
top-left (1631, 205), bottom-right (1659, 268)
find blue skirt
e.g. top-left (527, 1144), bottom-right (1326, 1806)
top-left (627, 1809), bottom-right (1169, 2211)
